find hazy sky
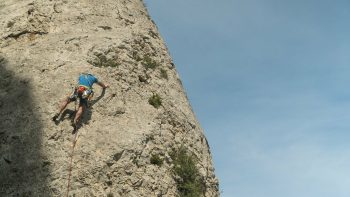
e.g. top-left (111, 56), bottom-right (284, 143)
top-left (144, 0), bottom-right (350, 196)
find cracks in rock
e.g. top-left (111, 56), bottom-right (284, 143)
top-left (4, 3), bottom-right (52, 41)
top-left (53, 2), bottom-right (62, 13)
top-left (114, 4), bottom-right (135, 26)
top-left (64, 36), bottom-right (88, 44)
top-left (53, 63), bottom-right (65, 71)
top-left (98, 26), bottom-right (112, 31)
top-left (113, 150), bottom-right (124, 162)
top-left (4, 31), bottom-right (47, 40)
top-left (48, 129), bottom-right (63, 141)
top-left (107, 150), bottom-right (125, 167)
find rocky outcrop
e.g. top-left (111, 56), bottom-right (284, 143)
top-left (0, 0), bottom-right (219, 196)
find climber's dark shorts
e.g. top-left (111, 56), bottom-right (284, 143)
top-left (68, 89), bottom-right (88, 107)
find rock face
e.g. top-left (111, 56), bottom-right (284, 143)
top-left (0, 0), bottom-right (219, 196)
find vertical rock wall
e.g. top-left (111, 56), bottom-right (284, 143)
top-left (0, 0), bottom-right (219, 196)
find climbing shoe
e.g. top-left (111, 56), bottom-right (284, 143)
top-left (52, 113), bottom-right (59, 121)
top-left (72, 123), bottom-right (78, 134)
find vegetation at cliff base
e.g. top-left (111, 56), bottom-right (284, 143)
top-left (170, 146), bottom-right (205, 197)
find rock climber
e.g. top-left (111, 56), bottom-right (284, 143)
top-left (52, 73), bottom-right (109, 132)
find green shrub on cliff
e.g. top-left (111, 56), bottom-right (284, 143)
top-left (170, 146), bottom-right (205, 197)
top-left (150, 154), bottom-right (163, 166)
top-left (148, 94), bottom-right (162, 108)
top-left (142, 55), bottom-right (159, 69)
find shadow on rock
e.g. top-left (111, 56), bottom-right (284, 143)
top-left (0, 56), bottom-right (50, 195)
top-left (54, 88), bottom-right (106, 133)
top-left (54, 108), bottom-right (75, 125)
top-left (80, 88), bottom-right (106, 128)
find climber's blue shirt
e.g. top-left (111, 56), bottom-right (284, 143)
top-left (78, 74), bottom-right (98, 89)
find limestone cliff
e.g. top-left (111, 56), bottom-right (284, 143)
top-left (0, 0), bottom-right (219, 196)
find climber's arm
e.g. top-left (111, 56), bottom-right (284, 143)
top-left (97, 81), bottom-right (109, 89)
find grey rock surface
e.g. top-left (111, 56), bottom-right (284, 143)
top-left (0, 0), bottom-right (219, 196)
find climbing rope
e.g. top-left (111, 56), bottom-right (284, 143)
top-left (65, 89), bottom-right (114, 196)
top-left (66, 99), bottom-right (79, 197)
top-left (66, 131), bottom-right (78, 197)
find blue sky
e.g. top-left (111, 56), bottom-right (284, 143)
top-left (144, 0), bottom-right (350, 196)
